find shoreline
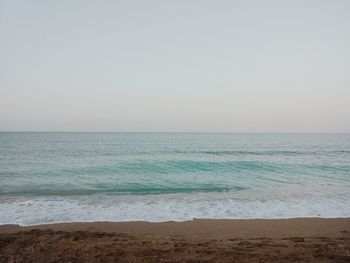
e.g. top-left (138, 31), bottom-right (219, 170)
top-left (1, 218), bottom-right (349, 262)
top-left (1, 218), bottom-right (350, 238)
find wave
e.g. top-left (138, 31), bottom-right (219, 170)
top-left (65, 160), bottom-right (291, 175)
top-left (0, 185), bottom-right (246, 196)
top-left (87, 149), bottom-right (350, 158)
top-left (191, 150), bottom-right (308, 156)
top-left (63, 160), bottom-right (350, 177)
top-left (2, 160), bottom-right (349, 196)
top-left (1, 186), bottom-right (349, 225)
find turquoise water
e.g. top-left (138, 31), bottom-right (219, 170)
top-left (0, 132), bottom-right (350, 225)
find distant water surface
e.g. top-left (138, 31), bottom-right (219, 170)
top-left (0, 132), bottom-right (349, 225)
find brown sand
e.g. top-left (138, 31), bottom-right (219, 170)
top-left (0, 218), bottom-right (349, 262)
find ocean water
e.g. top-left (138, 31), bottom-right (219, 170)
top-left (0, 132), bottom-right (349, 225)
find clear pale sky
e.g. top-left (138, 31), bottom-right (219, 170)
top-left (1, 0), bottom-right (349, 132)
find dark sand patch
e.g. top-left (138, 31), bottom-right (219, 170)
top-left (1, 218), bottom-right (349, 262)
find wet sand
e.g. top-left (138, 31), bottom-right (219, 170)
top-left (1, 218), bottom-right (349, 262)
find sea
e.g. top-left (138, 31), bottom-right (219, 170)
top-left (0, 132), bottom-right (349, 225)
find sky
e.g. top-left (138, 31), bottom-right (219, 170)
top-left (0, 0), bottom-right (349, 132)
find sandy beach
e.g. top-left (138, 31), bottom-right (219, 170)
top-left (1, 218), bottom-right (349, 262)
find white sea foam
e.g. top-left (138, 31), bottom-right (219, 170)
top-left (1, 185), bottom-right (349, 226)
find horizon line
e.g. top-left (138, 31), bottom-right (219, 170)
top-left (0, 131), bottom-right (349, 135)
